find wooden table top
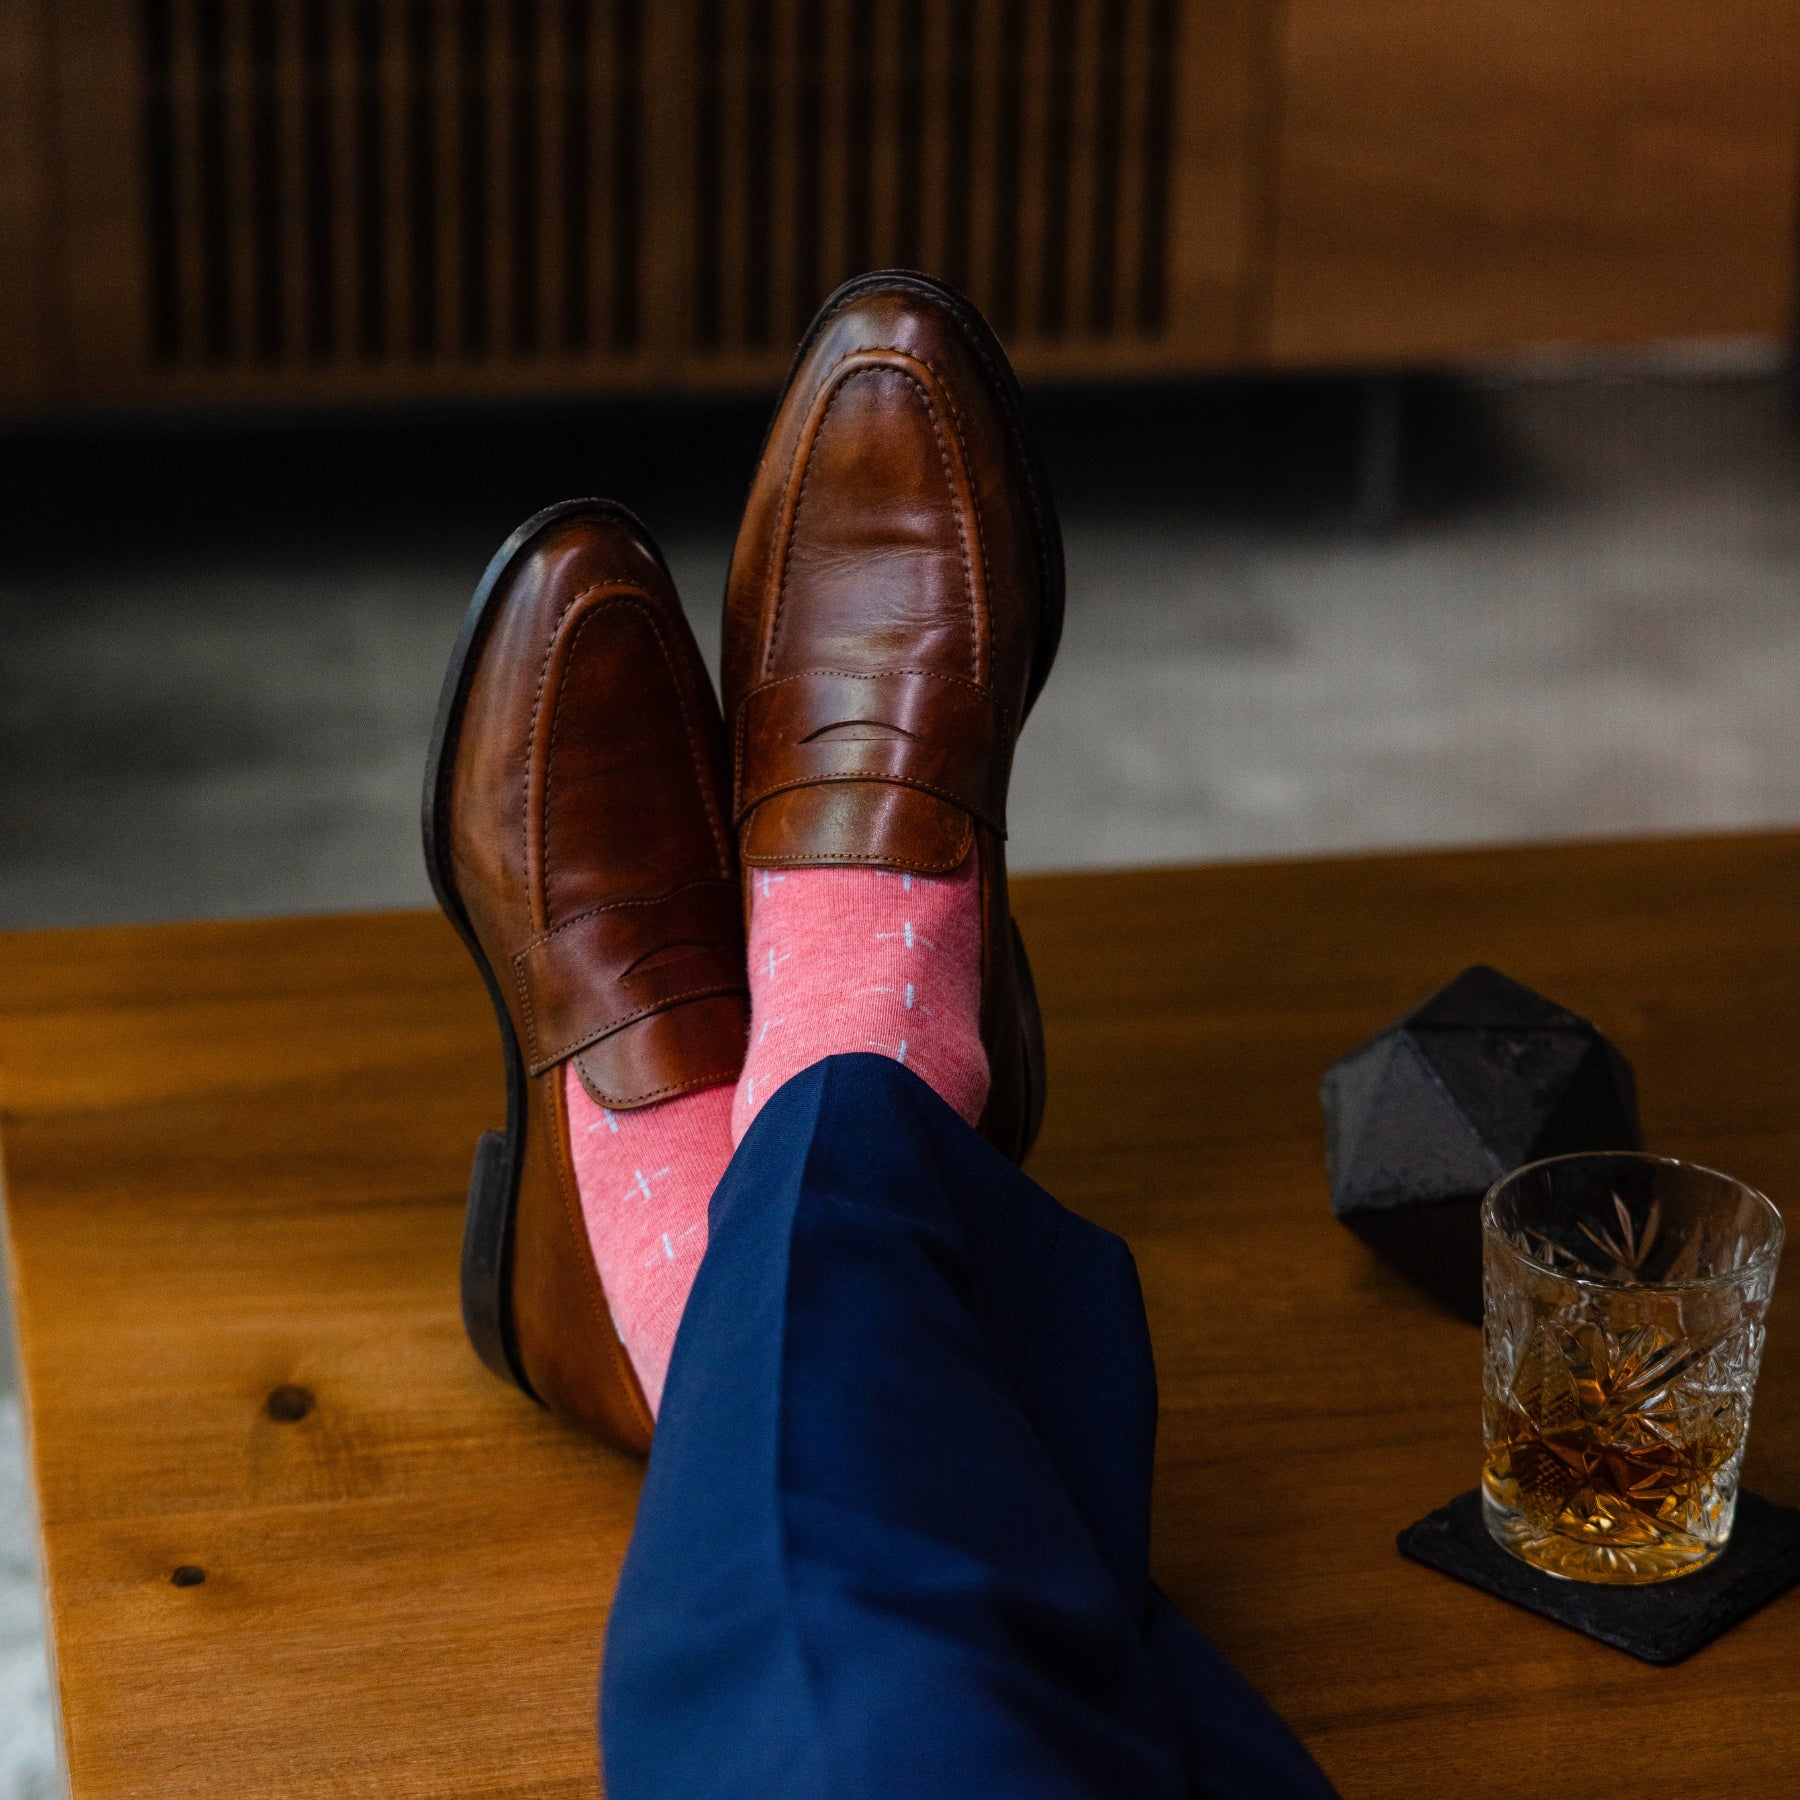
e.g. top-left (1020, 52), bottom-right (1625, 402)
top-left (4, 831), bottom-right (1798, 1798)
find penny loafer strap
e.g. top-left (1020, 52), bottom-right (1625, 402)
top-left (512, 880), bottom-right (748, 1074)
top-left (734, 669), bottom-right (1012, 833)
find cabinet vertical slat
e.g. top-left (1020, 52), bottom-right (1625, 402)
top-left (269, 0), bottom-right (308, 363)
top-left (912, 0), bottom-right (949, 286)
top-left (1105, 0), bottom-right (1153, 342)
top-left (635, 0), bottom-right (689, 377)
top-left (0, 0), bottom-right (54, 398)
top-left (165, 0), bottom-right (207, 360)
top-left (862, 0), bottom-right (901, 270)
top-left (482, 0), bottom-right (514, 359)
top-left (377, 0), bottom-right (413, 359)
top-left (810, 0), bottom-right (852, 308)
top-left (763, 0), bottom-right (802, 348)
top-left (1011, 0), bottom-right (1053, 339)
top-left (347, 0), bottom-right (392, 361)
top-left (962, 0), bottom-right (1003, 317)
top-left (1060, 0), bottom-right (1104, 340)
top-left (609, 0), bottom-right (645, 358)
top-left (531, 0), bottom-right (564, 362)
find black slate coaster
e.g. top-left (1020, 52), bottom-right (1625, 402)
top-left (1397, 1488), bottom-right (1800, 1663)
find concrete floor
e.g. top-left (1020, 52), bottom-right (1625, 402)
top-left (6, 369), bottom-right (1799, 932)
top-left (2, 364), bottom-right (1798, 1792)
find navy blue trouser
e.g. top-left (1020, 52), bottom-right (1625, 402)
top-left (603, 1055), bottom-right (1338, 1800)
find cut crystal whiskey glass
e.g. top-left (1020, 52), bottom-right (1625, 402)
top-left (1481, 1152), bottom-right (1782, 1584)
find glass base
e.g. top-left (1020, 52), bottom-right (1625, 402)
top-left (1481, 1484), bottom-right (1722, 1585)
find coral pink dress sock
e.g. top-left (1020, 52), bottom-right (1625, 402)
top-left (563, 1070), bottom-right (734, 1414)
top-left (733, 851), bottom-right (989, 1145)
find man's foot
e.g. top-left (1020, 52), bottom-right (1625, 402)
top-left (724, 271), bottom-right (1063, 1160)
top-left (731, 854), bottom-right (989, 1143)
top-left (424, 501), bottom-right (747, 1450)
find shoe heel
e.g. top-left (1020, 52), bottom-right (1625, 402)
top-left (460, 1127), bottom-right (532, 1393)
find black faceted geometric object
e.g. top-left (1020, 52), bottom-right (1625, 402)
top-left (1321, 964), bottom-right (1641, 1322)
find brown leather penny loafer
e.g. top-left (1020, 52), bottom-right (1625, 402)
top-left (424, 500), bottom-right (748, 1452)
top-left (723, 271), bottom-right (1063, 1162)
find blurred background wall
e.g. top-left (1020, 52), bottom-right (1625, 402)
top-left (4, 1), bottom-right (1797, 408)
top-left (4, 4), bottom-right (1800, 1794)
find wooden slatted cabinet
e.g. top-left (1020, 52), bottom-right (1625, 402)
top-left (1, 0), bottom-right (1795, 413)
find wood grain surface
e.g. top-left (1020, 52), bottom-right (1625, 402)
top-left (3, 832), bottom-right (1799, 1796)
top-left (1261, 0), bottom-right (1800, 364)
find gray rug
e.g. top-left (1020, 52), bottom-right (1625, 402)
top-left (0, 1402), bottom-right (56, 1800)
